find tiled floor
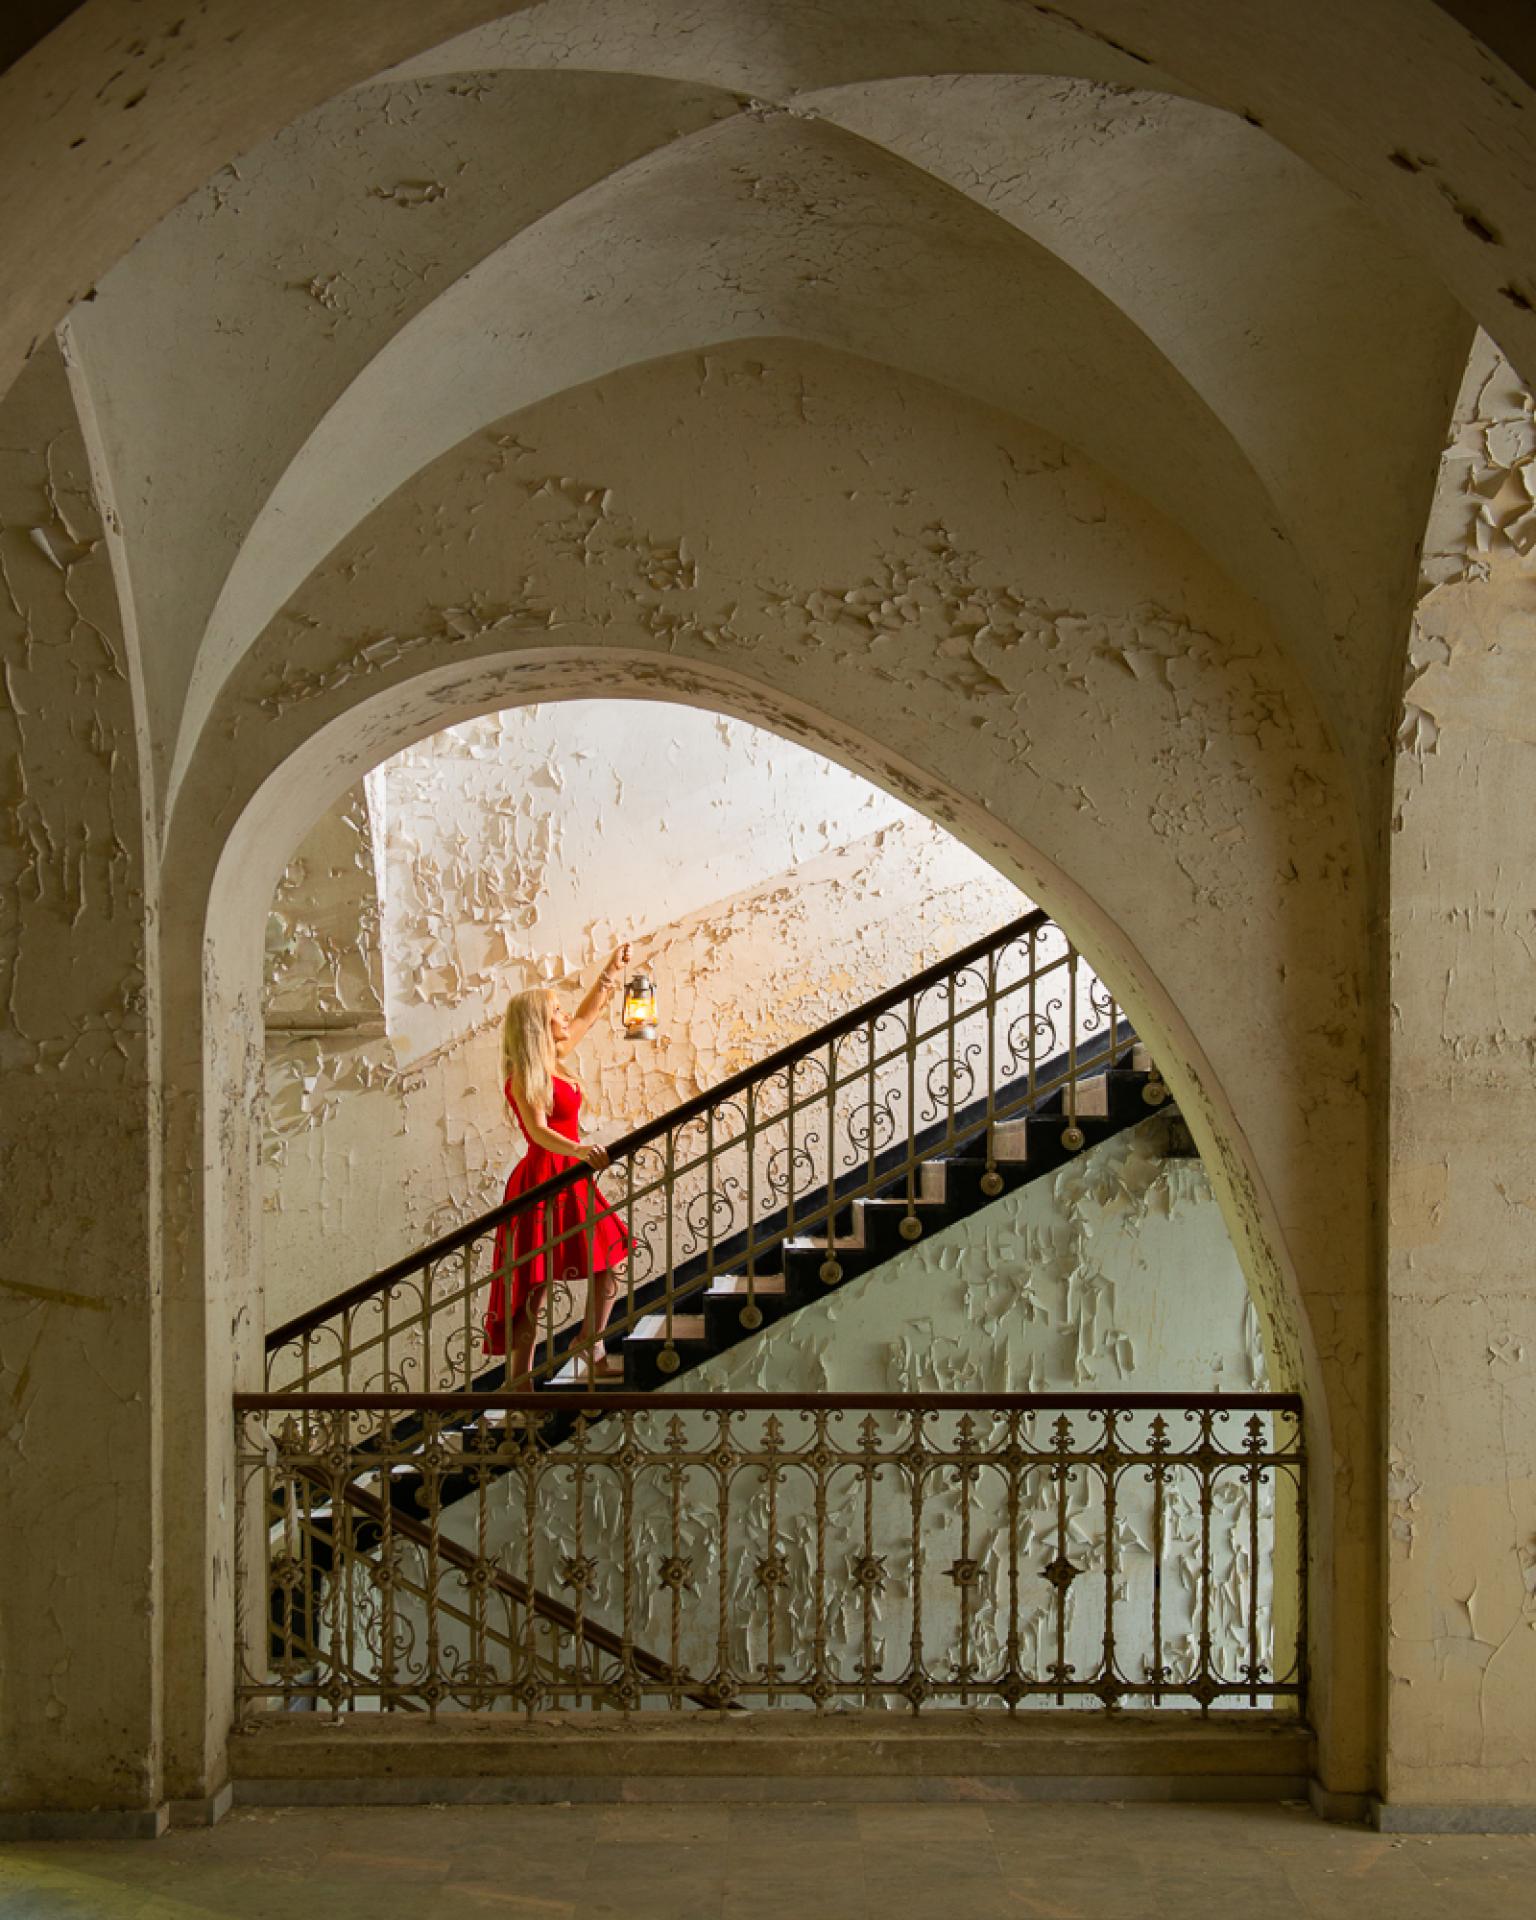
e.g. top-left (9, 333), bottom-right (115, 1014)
top-left (1, 1800), bottom-right (1532, 1919)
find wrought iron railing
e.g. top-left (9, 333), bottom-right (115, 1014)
top-left (265, 910), bottom-right (1145, 1394)
top-left (234, 1392), bottom-right (1305, 1718)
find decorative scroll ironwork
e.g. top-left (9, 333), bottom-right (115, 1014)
top-left (264, 912), bottom-right (1142, 1396)
top-left (234, 1391), bottom-right (1305, 1720)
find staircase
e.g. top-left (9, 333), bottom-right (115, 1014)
top-left (264, 908), bottom-right (1191, 1405)
top-left (546, 1040), bottom-right (1184, 1394)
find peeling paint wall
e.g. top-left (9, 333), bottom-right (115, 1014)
top-left (265, 788), bottom-right (384, 1036)
top-left (58, 5), bottom-right (1465, 809)
top-left (64, 68), bottom-right (740, 773)
top-left (261, 705), bottom-right (1021, 1327)
top-left (365, 702), bottom-right (916, 1065)
top-left (1387, 333), bottom-right (1536, 1806)
top-left (0, 341), bottom-right (160, 1813)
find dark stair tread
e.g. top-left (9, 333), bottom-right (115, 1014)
top-left (706, 1274), bottom-right (787, 1297)
top-left (628, 1313), bottom-right (708, 1344)
top-left (547, 1353), bottom-right (626, 1388)
top-left (784, 1227), bottom-right (866, 1253)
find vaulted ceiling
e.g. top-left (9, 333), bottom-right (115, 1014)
top-left (27, 1), bottom-right (1516, 838)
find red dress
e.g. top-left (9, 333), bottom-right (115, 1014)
top-left (483, 1075), bottom-right (628, 1355)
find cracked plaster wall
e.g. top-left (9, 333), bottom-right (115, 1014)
top-left (2, 0), bottom-right (1532, 439)
top-left (52, 2), bottom-right (1467, 820)
top-left (64, 66), bottom-right (740, 786)
top-left (261, 707), bottom-right (1021, 1328)
top-left (1387, 332), bottom-right (1536, 1806)
top-left (265, 788), bottom-right (384, 1036)
top-left (0, 340), bottom-right (160, 1813)
top-left (364, 702), bottom-right (919, 1066)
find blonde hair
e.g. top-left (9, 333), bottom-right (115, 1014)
top-left (500, 987), bottom-right (556, 1119)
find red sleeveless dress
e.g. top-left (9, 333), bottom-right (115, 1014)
top-left (483, 1075), bottom-right (629, 1355)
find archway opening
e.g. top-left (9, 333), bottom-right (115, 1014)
top-left (213, 681), bottom-right (1308, 1726)
top-left (257, 694), bottom-right (1269, 1405)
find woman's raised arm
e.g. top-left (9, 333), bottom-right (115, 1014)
top-left (565, 941), bottom-right (631, 1049)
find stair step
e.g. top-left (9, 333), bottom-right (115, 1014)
top-left (623, 1312), bottom-right (713, 1389)
top-left (1063, 1067), bottom-right (1161, 1123)
top-left (992, 1120), bottom-right (1030, 1161)
top-left (703, 1270), bottom-right (797, 1340)
top-left (630, 1314), bottom-right (708, 1344)
top-left (785, 1222), bottom-right (866, 1254)
top-left (873, 1161), bottom-right (947, 1202)
top-left (706, 1275), bottom-right (787, 1299)
top-left (1073, 1073), bottom-right (1112, 1119)
top-left (852, 1195), bottom-right (954, 1253)
top-left (548, 1352), bottom-right (626, 1388)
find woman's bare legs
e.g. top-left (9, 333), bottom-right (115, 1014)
top-left (509, 1270), bottom-right (622, 1383)
top-left (507, 1294), bottom-right (542, 1389)
top-left (582, 1268), bottom-right (621, 1373)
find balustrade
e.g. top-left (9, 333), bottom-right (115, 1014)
top-left (234, 1392), bottom-right (1305, 1719)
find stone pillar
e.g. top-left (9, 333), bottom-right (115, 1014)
top-left (0, 341), bottom-right (163, 1832)
top-left (1387, 334), bottom-right (1536, 1823)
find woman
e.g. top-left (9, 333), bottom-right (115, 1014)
top-left (484, 945), bottom-right (633, 1386)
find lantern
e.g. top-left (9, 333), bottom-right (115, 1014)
top-left (621, 969), bottom-right (658, 1041)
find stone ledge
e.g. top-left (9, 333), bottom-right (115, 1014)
top-left (231, 1710), bottom-right (1312, 1804)
top-left (235, 1772), bottom-right (1312, 1808)
top-left (1373, 1799), bottom-right (1536, 1835)
top-left (0, 1803), bottom-right (169, 1841)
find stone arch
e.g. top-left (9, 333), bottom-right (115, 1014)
top-left (182, 645), bottom-right (1330, 1751)
top-left (142, 335), bottom-right (1372, 1795)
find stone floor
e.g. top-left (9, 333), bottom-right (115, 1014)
top-left (1, 1800), bottom-right (1532, 1919)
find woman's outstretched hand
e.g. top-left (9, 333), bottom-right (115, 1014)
top-left (582, 1144), bottom-right (611, 1172)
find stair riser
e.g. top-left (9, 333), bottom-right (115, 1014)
top-left (939, 1159), bottom-right (1035, 1209)
top-left (854, 1205), bottom-right (964, 1258)
top-left (703, 1289), bottom-right (799, 1346)
top-left (1024, 1116), bottom-right (1119, 1172)
top-left (1036, 1069), bottom-right (1149, 1124)
top-left (1100, 1072), bottom-right (1162, 1128)
top-left (780, 1247), bottom-right (880, 1300)
top-left (624, 1345), bottom-right (711, 1393)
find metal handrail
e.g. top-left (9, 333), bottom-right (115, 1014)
top-left (240, 1390), bottom-right (1300, 1414)
top-left (266, 906), bottom-right (1050, 1351)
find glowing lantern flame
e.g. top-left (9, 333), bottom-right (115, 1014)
top-left (622, 970), bottom-right (658, 1042)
